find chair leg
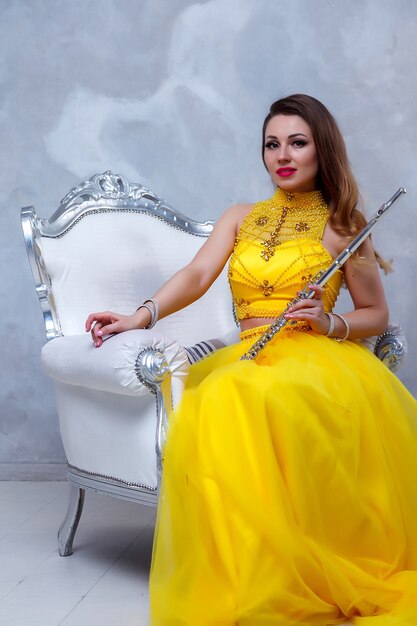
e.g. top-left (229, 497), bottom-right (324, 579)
top-left (58, 484), bottom-right (85, 556)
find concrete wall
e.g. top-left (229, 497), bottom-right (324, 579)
top-left (1, 0), bottom-right (416, 477)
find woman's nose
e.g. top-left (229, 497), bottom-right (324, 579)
top-left (277, 144), bottom-right (290, 161)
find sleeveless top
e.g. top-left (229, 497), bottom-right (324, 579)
top-left (228, 187), bottom-right (343, 325)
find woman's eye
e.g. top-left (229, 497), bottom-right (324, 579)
top-left (292, 140), bottom-right (307, 147)
top-left (264, 141), bottom-right (279, 149)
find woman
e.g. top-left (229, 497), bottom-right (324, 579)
top-left (86, 94), bottom-right (417, 625)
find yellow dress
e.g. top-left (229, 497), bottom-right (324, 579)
top-left (150, 188), bottom-right (417, 625)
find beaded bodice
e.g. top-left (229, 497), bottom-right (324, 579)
top-left (228, 187), bottom-right (343, 322)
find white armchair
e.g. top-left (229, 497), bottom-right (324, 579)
top-left (21, 171), bottom-right (406, 557)
top-left (21, 171), bottom-right (237, 555)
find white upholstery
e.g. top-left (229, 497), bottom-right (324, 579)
top-left (53, 382), bottom-right (159, 487)
top-left (42, 330), bottom-right (189, 405)
top-left (41, 212), bottom-right (234, 344)
top-left (38, 207), bottom-right (236, 491)
top-left (41, 330), bottom-right (191, 486)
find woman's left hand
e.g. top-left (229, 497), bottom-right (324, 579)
top-left (284, 285), bottom-right (330, 335)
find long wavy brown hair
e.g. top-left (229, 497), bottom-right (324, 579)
top-left (262, 94), bottom-right (390, 272)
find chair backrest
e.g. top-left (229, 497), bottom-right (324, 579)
top-left (21, 171), bottom-right (237, 346)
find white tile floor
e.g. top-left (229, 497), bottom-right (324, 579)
top-left (0, 482), bottom-right (354, 626)
top-left (0, 482), bottom-right (155, 626)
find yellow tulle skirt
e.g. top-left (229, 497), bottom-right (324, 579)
top-left (150, 328), bottom-right (417, 625)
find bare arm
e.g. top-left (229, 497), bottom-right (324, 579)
top-left (149, 204), bottom-right (245, 317)
top-left (285, 235), bottom-right (389, 340)
top-left (336, 237), bottom-right (389, 338)
top-left (86, 204), bottom-right (250, 346)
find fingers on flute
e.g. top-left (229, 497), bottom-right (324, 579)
top-left (308, 284), bottom-right (324, 299)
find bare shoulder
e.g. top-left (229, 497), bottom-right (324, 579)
top-left (223, 202), bottom-right (254, 230)
top-left (323, 222), bottom-right (376, 261)
top-left (204, 203), bottom-right (254, 246)
top-left (322, 222), bottom-right (344, 259)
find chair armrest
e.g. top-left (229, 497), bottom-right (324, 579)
top-left (359, 322), bottom-right (407, 372)
top-left (41, 329), bottom-right (190, 407)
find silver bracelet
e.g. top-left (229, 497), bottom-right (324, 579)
top-left (324, 312), bottom-right (335, 337)
top-left (144, 299), bottom-right (159, 325)
top-left (136, 298), bottom-right (159, 329)
top-left (144, 299), bottom-right (159, 329)
top-left (332, 313), bottom-right (350, 342)
top-left (136, 303), bottom-right (156, 329)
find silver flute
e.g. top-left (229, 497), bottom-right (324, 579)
top-left (240, 187), bottom-right (406, 361)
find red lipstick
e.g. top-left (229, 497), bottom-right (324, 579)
top-left (276, 168), bottom-right (296, 177)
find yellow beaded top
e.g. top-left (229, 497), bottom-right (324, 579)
top-left (228, 187), bottom-right (343, 322)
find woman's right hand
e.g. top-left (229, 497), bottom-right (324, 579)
top-left (85, 309), bottom-right (150, 348)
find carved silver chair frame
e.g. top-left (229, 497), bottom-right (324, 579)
top-left (21, 171), bottom-right (406, 556)
top-left (21, 171), bottom-right (215, 556)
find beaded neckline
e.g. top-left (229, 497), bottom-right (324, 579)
top-left (241, 187), bottom-right (330, 262)
top-left (259, 188), bottom-right (327, 261)
top-left (271, 186), bottom-right (327, 208)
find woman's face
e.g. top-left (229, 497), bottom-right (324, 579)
top-left (263, 114), bottom-right (319, 193)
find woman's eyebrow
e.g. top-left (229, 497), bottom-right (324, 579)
top-left (265, 133), bottom-right (308, 140)
top-left (288, 133), bottom-right (308, 139)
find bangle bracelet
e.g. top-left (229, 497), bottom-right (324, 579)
top-left (332, 313), bottom-right (350, 342)
top-left (136, 298), bottom-right (159, 329)
top-left (324, 312), bottom-right (335, 337)
top-left (144, 299), bottom-right (159, 326)
top-left (136, 303), bottom-right (156, 329)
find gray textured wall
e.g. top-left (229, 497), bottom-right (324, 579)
top-left (1, 0), bottom-right (416, 477)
